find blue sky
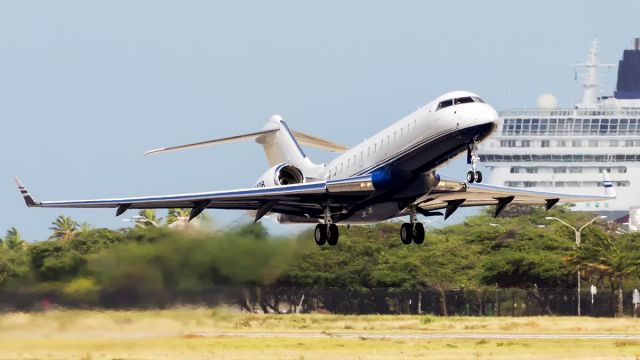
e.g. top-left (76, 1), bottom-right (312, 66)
top-left (1, 1), bottom-right (639, 241)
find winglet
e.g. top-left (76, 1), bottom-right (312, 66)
top-left (14, 177), bottom-right (41, 207)
top-left (602, 171), bottom-right (616, 198)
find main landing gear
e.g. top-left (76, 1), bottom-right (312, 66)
top-left (399, 206), bottom-right (425, 245)
top-left (314, 204), bottom-right (339, 246)
top-left (466, 139), bottom-right (483, 183)
top-left (314, 223), bottom-right (339, 246)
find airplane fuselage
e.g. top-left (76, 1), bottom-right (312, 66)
top-left (324, 91), bottom-right (498, 181)
top-left (279, 90), bottom-right (500, 224)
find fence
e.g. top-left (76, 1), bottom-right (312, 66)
top-left (0, 287), bottom-right (637, 317)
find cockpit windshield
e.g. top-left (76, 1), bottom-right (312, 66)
top-left (436, 96), bottom-right (484, 111)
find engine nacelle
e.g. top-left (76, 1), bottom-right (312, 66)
top-left (254, 163), bottom-right (305, 187)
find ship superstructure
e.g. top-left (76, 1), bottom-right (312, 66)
top-left (480, 39), bottom-right (640, 220)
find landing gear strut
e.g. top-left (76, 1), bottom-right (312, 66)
top-left (400, 206), bottom-right (425, 244)
top-left (466, 139), bottom-right (483, 183)
top-left (314, 204), bottom-right (339, 246)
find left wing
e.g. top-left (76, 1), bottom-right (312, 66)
top-left (415, 173), bottom-right (616, 219)
top-left (15, 176), bottom-right (375, 221)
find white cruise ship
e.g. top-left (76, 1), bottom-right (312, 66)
top-left (480, 39), bottom-right (640, 222)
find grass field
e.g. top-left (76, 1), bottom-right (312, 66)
top-left (1, 308), bottom-right (640, 359)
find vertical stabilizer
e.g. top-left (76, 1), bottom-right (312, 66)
top-left (256, 115), bottom-right (325, 178)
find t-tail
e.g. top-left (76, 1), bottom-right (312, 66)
top-left (143, 114), bottom-right (347, 179)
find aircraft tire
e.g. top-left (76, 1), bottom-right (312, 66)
top-left (413, 223), bottom-right (425, 244)
top-left (475, 171), bottom-right (483, 183)
top-left (314, 224), bottom-right (327, 246)
top-left (466, 171), bottom-right (475, 183)
top-left (327, 224), bottom-right (339, 246)
top-left (400, 223), bottom-right (413, 244)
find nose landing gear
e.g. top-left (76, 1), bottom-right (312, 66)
top-left (466, 139), bottom-right (483, 183)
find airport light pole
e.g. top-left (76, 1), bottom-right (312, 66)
top-left (545, 215), bottom-right (607, 316)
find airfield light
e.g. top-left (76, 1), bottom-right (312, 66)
top-left (545, 215), bottom-right (607, 316)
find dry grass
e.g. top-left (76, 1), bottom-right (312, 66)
top-left (2, 307), bottom-right (640, 336)
top-left (1, 308), bottom-right (640, 359)
top-left (0, 337), bottom-right (639, 360)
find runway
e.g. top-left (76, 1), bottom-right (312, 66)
top-left (192, 332), bottom-right (640, 340)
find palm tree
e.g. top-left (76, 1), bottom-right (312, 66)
top-left (4, 227), bottom-right (26, 250)
top-left (79, 222), bottom-right (94, 233)
top-left (166, 208), bottom-right (190, 225)
top-left (137, 209), bottom-right (161, 227)
top-left (49, 215), bottom-right (78, 241)
top-left (574, 234), bottom-right (640, 317)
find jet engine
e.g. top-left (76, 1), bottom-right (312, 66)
top-left (255, 163), bottom-right (305, 187)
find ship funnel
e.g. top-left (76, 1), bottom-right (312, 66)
top-left (615, 39), bottom-right (640, 99)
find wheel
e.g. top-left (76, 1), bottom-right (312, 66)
top-left (413, 223), bottom-right (425, 244)
top-left (466, 171), bottom-right (476, 183)
top-left (314, 224), bottom-right (327, 246)
top-left (327, 224), bottom-right (339, 246)
top-left (400, 223), bottom-right (413, 244)
top-left (474, 170), bottom-right (483, 183)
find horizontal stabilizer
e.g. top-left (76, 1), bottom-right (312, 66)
top-left (291, 130), bottom-right (348, 153)
top-left (144, 129), bottom-right (279, 155)
top-left (144, 118), bottom-right (348, 156)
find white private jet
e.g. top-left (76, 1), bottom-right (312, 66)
top-left (16, 91), bottom-right (615, 245)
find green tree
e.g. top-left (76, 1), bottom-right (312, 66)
top-left (68, 228), bottom-right (125, 255)
top-left (573, 231), bottom-right (640, 317)
top-left (137, 209), bottom-right (161, 227)
top-left (475, 206), bottom-right (580, 314)
top-left (79, 222), bottom-right (94, 233)
top-left (4, 227), bottom-right (26, 250)
top-left (29, 240), bottom-right (85, 282)
top-left (166, 208), bottom-right (190, 225)
top-left (49, 215), bottom-right (78, 241)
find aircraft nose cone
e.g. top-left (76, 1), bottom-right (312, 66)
top-left (485, 105), bottom-right (500, 125)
